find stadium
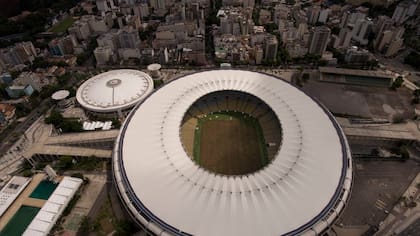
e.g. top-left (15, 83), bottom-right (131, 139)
top-left (76, 69), bottom-right (154, 118)
top-left (112, 70), bottom-right (353, 236)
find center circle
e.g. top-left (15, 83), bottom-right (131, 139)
top-left (106, 78), bottom-right (122, 87)
top-left (180, 90), bottom-right (282, 175)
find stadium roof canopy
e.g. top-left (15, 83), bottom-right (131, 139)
top-left (113, 70), bottom-right (353, 236)
top-left (76, 69), bottom-right (153, 113)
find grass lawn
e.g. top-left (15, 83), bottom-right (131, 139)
top-left (193, 111), bottom-right (268, 175)
top-left (50, 17), bottom-right (75, 33)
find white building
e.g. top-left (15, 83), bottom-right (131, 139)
top-left (76, 69), bottom-right (154, 118)
top-left (94, 46), bottom-right (114, 65)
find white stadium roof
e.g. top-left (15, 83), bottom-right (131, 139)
top-left (76, 69), bottom-right (154, 113)
top-left (113, 70), bottom-right (353, 236)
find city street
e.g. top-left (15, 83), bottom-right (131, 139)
top-left (0, 98), bottom-right (51, 154)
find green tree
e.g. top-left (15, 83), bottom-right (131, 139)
top-left (79, 216), bottom-right (91, 233)
top-left (76, 53), bottom-right (88, 66)
top-left (45, 111), bottom-right (64, 126)
top-left (114, 220), bottom-right (137, 236)
top-left (404, 52), bottom-right (420, 69)
top-left (60, 120), bottom-right (83, 133)
top-left (57, 156), bottom-right (73, 170)
top-left (0, 83), bottom-right (8, 99)
top-left (391, 76), bottom-right (404, 90)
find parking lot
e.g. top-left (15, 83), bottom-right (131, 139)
top-left (338, 159), bottom-right (420, 227)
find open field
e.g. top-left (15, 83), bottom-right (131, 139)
top-left (49, 17), bottom-right (75, 33)
top-left (194, 112), bottom-right (267, 175)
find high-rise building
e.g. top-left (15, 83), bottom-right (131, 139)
top-left (13, 42), bottom-right (37, 64)
top-left (243, 0), bottom-right (255, 8)
top-left (392, 0), bottom-right (418, 25)
top-left (68, 21), bottom-right (91, 41)
top-left (150, 0), bottom-right (166, 10)
top-left (118, 27), bottom-right (141, 48)
top-left (220, 17), bottom-right (232, 34)
top-left (334, 27), bottom-right (352, 49)
top-left (97, 31), bottom-right (119, 51)
top-left (264, 36), bottom-right (278, 61)
top-left (374, 15), bottom-right (393, 35)
top-left (60, 35), bottom-right (78, 55)
top-left (377, 30), bottom-right (393, 52)
top-left (96, 0), bottom-right (109, 12)
top-left (94, 46), bottom-right (114, 65)
top-left (385, 38), bottom-right (403, 57)
top-left (374, 26), bottom-right (404, 53)
top-left (137, 3), bottom-right (150, 18)
top-left (352, 18), bottom-right (372, 45)
top-left (49, 39), bottom-right (65, 56)
top-left (255, 46), bottom-right (263, 65)
top-left (308, 26), bottom-right (330, 55)
top-left (307, 6), bottom-right (321, 25)
top-left (318, 9), bottom-right (329, 23)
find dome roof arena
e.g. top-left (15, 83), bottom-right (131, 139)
top-left (76, 69), bottom-right (153, 113)
top-left (113, 70), bottom-right (353, 236)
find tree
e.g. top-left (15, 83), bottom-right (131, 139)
top-left (45, 111), bottom-right (64, 126)
top-left (413, 89), bottom-right (420, 97)
top-left (400, 146), bottom-right (410, 160)
top-left (114, 220), bottom-right (137, 236)
top-left (79, 216), bottom-right (91, 233)
top-left (112, 118), bottom-right (121, 129)
top-left (391, 76), bottom-right (404, 90)
top-left (57, 156), bottom-right (73, 170)
top-left (264, 23), bottom-right (278, 34)
top-left (404, 52), bottom-right (420, 69)
top-left (60, 120), bottom-right (83, 133)
top-left (0, 83), bottom-right (8, 99)
top-left (77, 53), bottom-right (88, 66)
top-left (412, 89), bottom-right (420, 104)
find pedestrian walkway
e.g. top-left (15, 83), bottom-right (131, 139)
top-left (376, 173), bottom-right (420, 235)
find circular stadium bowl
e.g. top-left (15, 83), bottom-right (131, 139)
top-left (113, 70), bottom-right (353, 236)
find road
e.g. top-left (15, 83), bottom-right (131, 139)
top-left (0, 98), bottom-right (51, 155)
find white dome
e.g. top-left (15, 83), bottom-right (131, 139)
top-left (76, 69), bottom-right (154, 113)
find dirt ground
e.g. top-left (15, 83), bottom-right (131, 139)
top-left (301, 80), bottom-right (415, 119)
top-left (199, 119), bottom-right (262, 175)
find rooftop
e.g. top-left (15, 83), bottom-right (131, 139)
top-left (51, 90), bottom-right (70, 101)
top-left (319, 67), bottom-right (395, 79)
top-left (114, 70), bottom-right (352, 236)
top-left (76, 69), bottom-right (154, 113)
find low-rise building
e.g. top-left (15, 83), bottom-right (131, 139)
top-left (344, 47), bottom-right (371, 64)
top-left (5, 85), bottom-right (34, 98)
top-left (0, 103), bottom-right (16, 126)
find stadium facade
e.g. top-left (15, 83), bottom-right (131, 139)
top-left (112, 70), bottom-right (353, 236)
top-left (76, 69), bottom-right (154, 118)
